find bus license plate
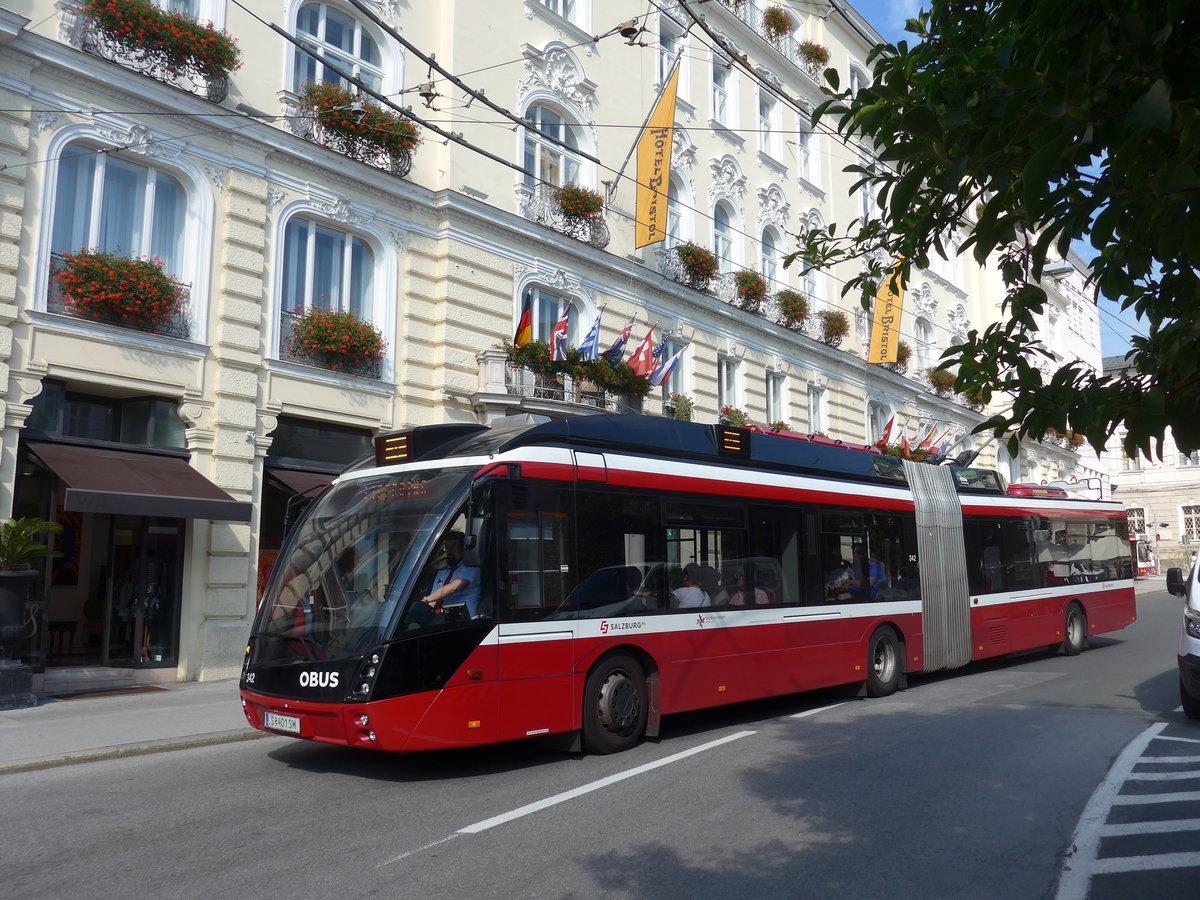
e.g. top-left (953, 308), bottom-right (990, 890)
top-left (263, 712), bottom-right (301, 734)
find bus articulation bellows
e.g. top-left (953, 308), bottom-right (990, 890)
top-left (240, 415), bottom-right (1136, 754)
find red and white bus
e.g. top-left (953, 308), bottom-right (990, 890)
top-left (239, 415), bottom-right (1137, 754)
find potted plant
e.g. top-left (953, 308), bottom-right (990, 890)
top-left (82, 0), bottom-right (241, 82)
top-left (675, 243), bottom-right (720, 290)
top-left (767, 420), bottom-right (793, 432)
top-left (882, 340), bottom-right (911, 373)
top-left (763, 6), bottom-right (793, 40)
top-left (797, 40), bottom-right (831, 72)
top-left (1066, 430), bottom-right (1086, 450)
top-left (53, 249), bottom-right (183, 334)
top-left (552, 183), bottom-right (605, 223)
top-left (733, 270), bottom-right (768, 313)
top-left (668, 393), bottom-right (694, 421)
top-left (288, 306), bottom-right (386, 374)
top-left (927, 367), bottom-right (956, 397)
top-left (720, 405), bottom-right (749, 427)
top-left (300, 82), bottom-right (421, 170)
top-left (818, 309), bottom-right (849, 347)
top-left (776, 290), bottom-right (809, 330)
top-left (0, 518), bottom-right (62, 659)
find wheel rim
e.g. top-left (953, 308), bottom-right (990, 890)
top-left (872, 637), bottom-right (896, 684)
top-left (1068, 610), bottom-right (1084, 645)
top-left (596, 669), bottom-right (639, 734)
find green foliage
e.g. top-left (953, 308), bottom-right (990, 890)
top-left (503, 341), bottom-right (652, 399)
top-left (54, 249), bottom-right (182, 332)
top-left (83, 0), bottom-right (241, 80)
top-left (289, 306), bottom-right (386, 371)
top-left (0, 518), bottom-right (63, 571)
top-left (553, 183), bottom-right (604, 221)
top-left (776, 290), bottom-right (809, 328)
top-left (676, 243), bottom-right (720, 286)
top-left (818, 309), bottom-right (849, 345)
top-left (733, 270), bottom-right (767, 312)
top-left (789, 0), bottom-right (1200, 456)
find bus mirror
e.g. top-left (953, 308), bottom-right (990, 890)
top-left (462, 517), bottom-right (487, 568)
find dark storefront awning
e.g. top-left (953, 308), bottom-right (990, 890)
top-left (28, 442), bottom-right (252, 521)
top-left (266, 468), bottom-right (333, 496)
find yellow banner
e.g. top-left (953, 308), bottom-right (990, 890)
top-left (868, 263), bottom-right (905, 364)
top-left (634, 62), bottom-right (680, 249)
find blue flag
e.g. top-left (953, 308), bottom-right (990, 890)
top-left (580, 304), bottom-right (605, 361)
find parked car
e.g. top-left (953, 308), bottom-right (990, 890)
top-left (1166, 562), bottom-right (1200, 719)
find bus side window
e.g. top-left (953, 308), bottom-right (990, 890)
top-left (566, 489), bottom-right (664, 619)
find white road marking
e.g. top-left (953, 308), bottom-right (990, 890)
top-left (380, 834), bottom-right (459, 866)
top-left (1090, 852), bottom-right (1200, 874)
top-left (791, 702), bottom-right (846, 719)
top-left (457, 730), bottom-right (757, 835)
top-left (1100, 818), bottom-right (1200, 836)
top-left (1112, 789), bottom-right (1200, 804)
top-left (1125, 770), bottom-right (1200, 781)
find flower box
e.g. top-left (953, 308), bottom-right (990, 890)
top-left (928, 367), bottom-right (956, 397)
top-left (287, 307), bottom-right (386, 374)
top-left (733, 270), bottom-right (767, 313)
top-left (675, 243), bottom-right (720, 290)
top-left (552, 183), bottom-right (604, 222)
top-left (668, 393), bottom-right (694, 421)
top-left (82, 0), bottom-right (240, 100)
top-left (503, 341), bottom-right (651, 400)
top-left (818, 309), bottom-right (849, 346)
top-left (881, 340), bottom-right (911, 373)
top-left (299, 82), bottom-right (421, 176)
top-left (776, 290), bottom-right (809, 329)
top-left (52, 249), bottom-right (183, 334)
top-left (720, 405), bottom-right (749, 427)
top-left (763, 6), bottom-right (793, 40)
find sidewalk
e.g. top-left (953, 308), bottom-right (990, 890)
top-left (0, 677), bottom-right (268, 775)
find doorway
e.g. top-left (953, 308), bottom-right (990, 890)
top-left (105, 517), bottom-right (183, 667)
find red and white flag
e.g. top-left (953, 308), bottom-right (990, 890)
top-left (879, 415), bottom-right (895, 445)
top-left (627, 325), bottom-right (658, 376)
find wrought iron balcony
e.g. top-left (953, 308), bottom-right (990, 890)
top-left (60, 3), bottom-right (230, 103)
top-left (280, 94), bottom-right (413, 179)
top-left (505, 363), bottom-right (642, 414)
top-left (717, 0), bottom-right (827, 80)
top-left (47, 252), bottom-right (192, 340)
top-left (278, 308), bottom-right (383, 379)
top-left (517, 184), bottom-right (611, 250)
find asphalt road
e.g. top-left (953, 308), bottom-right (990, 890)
top-left (4, 588), bottom-right (1194, 900)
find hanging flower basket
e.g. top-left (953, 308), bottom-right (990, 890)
top-left (797, 41), bottom-right (831, 69)
top-left (928, 367), bottom-right (956, 397)
top-left (733, 270), bottom-right (768, 313)
top-left (288, 307), bottom-right (386, 373)
top-left (300, 82), bottom-right (421, 171)
top-left (675, 243), bottom-right (720, 290)
top-left (763, 6), bottom-right (794, 40)
top-left (53, 249), bottom-right (183, 333)
top-left (552, 183), bottom-right (604, 222)
top-left (818, 309), bottom-right (849, 347)
top-left (776, 290), bottom-right (809, 330)
top-left (82, 0), bottom-right (241, 81)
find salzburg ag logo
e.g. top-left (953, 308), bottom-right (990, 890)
top-left (600, 621), bottom-right (609, 634)
top-left (696, 615), bottom-right (707, 628)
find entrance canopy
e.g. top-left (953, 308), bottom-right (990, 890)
top-left (28, 442), bottom-right (252, 521)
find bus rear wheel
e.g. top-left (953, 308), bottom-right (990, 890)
top-left (582, 654), bottom-right (647, 754)
top-left (1063, 604), bottom-right (1088, 656)
top-left (866, 627), bottom-right (902, 698)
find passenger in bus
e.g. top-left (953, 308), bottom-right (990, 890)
top-left (727, 563), bottom-right (770, 605)
top-left (672, 563), bottom-right (711, 608)
top-left (824, 553), bottom-right (855, 602)
top-left (851, 546), bottom-right (885, 600)
top-left (422, 531), bottom-right (483, 618)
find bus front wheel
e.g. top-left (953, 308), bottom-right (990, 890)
top-left (582, 654), bottom-right (647, 754)
top-left (866, 627), bottom-right (902, 698)
top-left (1063, 604), bottom-right (1088, 656)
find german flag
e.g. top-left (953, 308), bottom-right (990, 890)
top-left (513, 294), bottom-right (533, 347)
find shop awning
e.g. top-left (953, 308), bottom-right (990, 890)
top-left (266, 468), bottom-right (333, 496)
top-left (27, 442), bottom-right (252, 521)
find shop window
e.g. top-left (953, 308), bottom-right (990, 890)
top-left (26, 382), bottom-right (185, 449)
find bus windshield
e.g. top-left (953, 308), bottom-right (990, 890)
top-left (253, 466), bottom-right (476, 662)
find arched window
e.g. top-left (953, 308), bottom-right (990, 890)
top-left (51, 143), bottom-right (186, 276)
top-left (914, 317), bottom-right (936, 371)
top-left (760, 228), bottom-right (781, 287)
top-left (522, 286), bottom-right (577, 344)
top-left (293, 2), bottom-right (385, 92)
top-left (666, 177), bottom-right (690, 248)
top-left (713, 201), bottom-right (736, 272)
top-left (867, 402), bottom-right (891, 444)
top-left (523, 104), bottom-right (584, 188)
top-left (281, 216), bottom-right (375, 319)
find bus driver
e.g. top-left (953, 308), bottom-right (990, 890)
top-left (422, 531), bottom-right (482, 618)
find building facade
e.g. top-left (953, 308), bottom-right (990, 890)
top-left (0, 0), bottom-right (1102, 690)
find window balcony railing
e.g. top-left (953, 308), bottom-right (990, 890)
top-left (517, 184), bottom-right (611, 250)
top-left (60, 1), bottom-right (231, 103)
top-left (504, 363), bottom-right (642, 414)
top-left (47, 252), bottom-right (192, 340)
top-left (717, 0), bottom-right (827, 80)
top-left (279, 92), bottom-right (414, 179)
top-left (278, 307), bottom-right (383, 379)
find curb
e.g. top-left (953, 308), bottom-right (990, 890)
top-left (0, 728), bottom-right (273, 776)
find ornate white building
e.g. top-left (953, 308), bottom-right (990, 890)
top-left (0, 0), bottom-right (1102, 689)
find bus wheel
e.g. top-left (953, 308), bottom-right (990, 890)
top-left (582, 654), bottom-right (647, 754)
top-left (866, 627), bottom-right (902, 698)
top-left (1063, 604), bottom-right (1088, 656)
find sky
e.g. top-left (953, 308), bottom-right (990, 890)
top-left (854, 1), bottom-right (1145, 360)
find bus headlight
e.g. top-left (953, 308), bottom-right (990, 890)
top-left (348, 647), bottom-right (386, 701)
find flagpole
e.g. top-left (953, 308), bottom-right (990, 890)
top-left (605, 49), bottom-right (684, 203)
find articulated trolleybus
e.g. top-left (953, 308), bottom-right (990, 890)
top-left (240, 415), bottom-right (1136, 754)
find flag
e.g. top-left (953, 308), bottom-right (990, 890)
top-left (603, 315), bottom-right (636, 363)
top-left (900, 429), bottom-right (911, 454)
top-left (549, 304), bottom-right (572, 362)
top-left (879, 415), bottom-right (895, 446)
top-left (867, 260), bottom-right (905, 364)
top-left (650, 346), bottom-right (684, 387)
top-left (627, 325), bottom-right (658, 376)
top-left (513, 294), bottom-right (533, 348)
top-left (635, 58), bottom-right (681, 248)
top-left (579, 304), bottom-right (605, 361)
top-left (918, 424), bottom-right (939, 450)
